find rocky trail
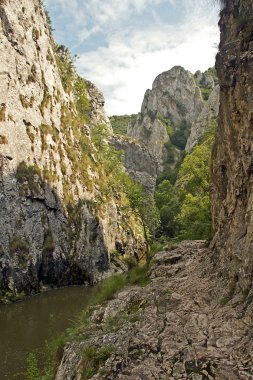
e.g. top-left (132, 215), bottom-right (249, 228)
top-left (56, 241), bottom-right (253, 380)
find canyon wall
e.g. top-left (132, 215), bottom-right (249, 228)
top-left (211, 0), bottom-right (253, 297)
top-left (0, 0), bottom-right (143, 301)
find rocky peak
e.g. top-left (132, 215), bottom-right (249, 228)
top-left (127, 66), bottom-right (204, 173)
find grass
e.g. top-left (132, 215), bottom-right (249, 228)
top-left (43, 230), bottom-right (55, 253)
top-left (9, 234), bottom-right (29, 255)
top-left (19, 95), bottom-right (34, 108)
top-left (9, 234), bottom-right (30, 269)
top-left (32, 27), bottom-right (40, 41)
top-left (81, 345), bottom-right (114, 379)
top-left (109, 114), bottom-right (137, 135)
top-left (16, 161), bottom-right (42, 194)
top-left (25, 264), bottom-right (150, 379)
top-left (26, 126), bottom-right (35, 144)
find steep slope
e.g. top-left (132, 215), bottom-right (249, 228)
top-left (128, 66), bottom-right (203, 173)
top-left (0, 0), bottom-right (143, 302)
top-left (56, 242), bottom-right (253, 380)
top-left (186, 85), bottom-right (220, 152)
top-left (211, 0), bottom-right (253, 297)
top-left (110, 135), bottom-right (157, 194)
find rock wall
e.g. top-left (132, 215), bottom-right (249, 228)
top-left (211, 0), bottom-right (253, 297)
top-left (186, 85), bottom-right (220, 152)
top-left (127, 66), bottom-right (204, 173)
top-left (0, 0), bottom-right (143, 301)
top-left (109, 135), bottom-right (157, 194)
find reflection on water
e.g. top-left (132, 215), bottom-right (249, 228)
top-left (0, 286), bottom-right (97, 379)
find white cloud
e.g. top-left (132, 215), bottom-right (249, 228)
top-left (45, 0), bottom-right (220, 115)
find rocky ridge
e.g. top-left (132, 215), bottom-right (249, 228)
top-left (56, 241), bottom-right (253, 380)
top-left (127, 66), bottom-right (203, 173)
top-left (0, 0), bottom-right (143, 301)
top-left (116, 66), bottom-right (219, 194)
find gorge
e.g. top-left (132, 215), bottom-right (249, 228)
top-left (1, 0), bottom-right (253, 379)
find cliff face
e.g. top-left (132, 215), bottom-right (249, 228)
top-left (186, 85), bottom-right (220, 152)
top-left (109, 135), bottom-right (157, 194)
top-left (0, 0), bottom-right (143, 301)
top-left (211, 0), bottom-right (253, 296)
top-left (128, 66), bottom-right (203, 173)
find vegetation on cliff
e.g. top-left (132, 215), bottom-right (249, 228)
top-left (110, 114), bottom-right (137, 135)
top-left (155, 119), bottom-right (216, 241)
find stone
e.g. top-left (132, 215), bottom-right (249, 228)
top-left (0, 0), bottom-right (144, 301)
top-left (55, 241), bottom-right (253, 379)
top-left (185, 85), bottom-right (220, 152)
top-left (211, 0), bottom-right (253, 296)
top-left (127, 66), bottom-right (204, 173)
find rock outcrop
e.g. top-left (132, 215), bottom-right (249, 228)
top-left (0, 0), bottom-right (143, 302)
top-left (211, 0), bottom-right (253, 296)
top-left (128, 66), bottom-right (204, 173)
top-left (186, 85), bottom-right (220, 152)
top-left (56, 241), bottom-right (253, 379)
top-left (109, 135), bottom-right (157, 194)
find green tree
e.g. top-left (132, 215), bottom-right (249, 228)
top-left (155, 120), bottom-right (216, 241)
top-left (155, 180), bottom-right (180, 236)
top-left (176, 194), bottom-right (212, 240)
top-left (124, 178), bottom-right (160, 264)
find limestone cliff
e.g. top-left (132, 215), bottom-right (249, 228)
top-left (211, 0), bottom-right (253, 298)
top-left (127, 66), bottom-right (204, 173)
top-left (0, 0), bottom-right (143, 302)
top-left (186, 85), bottom-right (220, 152)
top-left (109, 135), bottom-right (157, 194)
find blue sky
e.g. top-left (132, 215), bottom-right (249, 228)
top-left (44, 0), bottom-right (220, 115)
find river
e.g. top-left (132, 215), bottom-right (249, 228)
top-left (0, 286), bottom-right (97, 379)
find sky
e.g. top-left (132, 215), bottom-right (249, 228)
top-left (44, 0), bottom-right (220, 116)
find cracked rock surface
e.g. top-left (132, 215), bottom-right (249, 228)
top-left (56, 241), bottom-right (253, 380)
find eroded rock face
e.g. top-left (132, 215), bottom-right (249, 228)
top-left (211, 0), bottom-right (253, 295)
top-left (186, 85), bottom-right (220, 152)
top-left (128, 66), bottom-right (204, 172)
top-left (56, 241), bottom-right (253, 379)
top-left (0, 0), bottom-right (143, 301)
top-left (109, 135), bottom-right (157, 194)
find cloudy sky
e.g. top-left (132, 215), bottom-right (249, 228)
top-left (44, 0), bottom-right (220, 115)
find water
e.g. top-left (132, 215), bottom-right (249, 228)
top-left (0, 286), bottom-right (97, 379)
